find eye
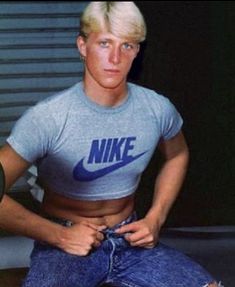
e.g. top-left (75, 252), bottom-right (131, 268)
top-left (99, 40), bottom-right (109, 48)
top-left (122, 43), bottom-right (134, 50)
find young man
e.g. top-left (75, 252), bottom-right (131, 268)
top-left (0, 2), bottom-right (219, 286)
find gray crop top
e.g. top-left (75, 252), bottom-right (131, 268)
top-left (7, 82), bottom-right (183, 200)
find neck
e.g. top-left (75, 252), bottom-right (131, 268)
top-left (83, 77), bottom-right (128, 108)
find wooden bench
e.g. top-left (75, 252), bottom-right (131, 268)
top-left (0, 268), bottom-right (112, 287)
top-left (0, 268), bottom-right (28, 287)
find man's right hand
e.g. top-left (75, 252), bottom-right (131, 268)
top-left (0, 144), bottom-right (107, 257)
top-left (58, 221), bottom-right (107, 256)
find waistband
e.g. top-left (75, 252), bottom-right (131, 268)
top-left (46, 212), bottom-right (138, 237)
top-left (103, 212), bottom-right (137, 238)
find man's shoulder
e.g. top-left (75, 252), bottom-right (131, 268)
top-left (36, 82), bottom-right (82, 109)
top-left (19, 82), bottom-right (83, 128)
top-left (128, 82), bottom-right (170, 106)
top-left (128, 82), bottom-right (156, 95)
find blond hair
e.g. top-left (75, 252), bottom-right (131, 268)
top-left (79, 2), bottom-right (146, 42)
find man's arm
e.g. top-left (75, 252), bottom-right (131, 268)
top-left (146, 130), bottom-right (189, 229)
top-left (0, 144), bottom-right (105, 255)
top-left (116, 131), bottom-right (189, 247)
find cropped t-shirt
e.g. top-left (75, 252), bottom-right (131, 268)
top-left (7, 82), bottom-right (183, 200)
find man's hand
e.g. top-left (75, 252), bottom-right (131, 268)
top-left (115, 217), bottom-right (160, 248)
top-left (58, 221), bottom-right (106, 256)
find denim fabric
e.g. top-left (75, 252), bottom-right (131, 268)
top-left (23, 214), bottom-right (216, 287)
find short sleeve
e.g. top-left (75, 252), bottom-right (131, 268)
top-left (7, 106), bottom-right (54, 163)
top-left (159, 97), bottom-right (183, 140)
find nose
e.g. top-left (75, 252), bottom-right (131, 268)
top-left (109, 46), bottom-right (121, 65)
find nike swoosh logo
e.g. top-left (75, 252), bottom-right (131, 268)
top-left (73, 151), bottom-right (147, 182)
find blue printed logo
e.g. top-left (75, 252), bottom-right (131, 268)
top-left (73, 137), bottom-right (147, 181)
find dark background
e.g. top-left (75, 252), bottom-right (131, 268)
top-left (0, 1), bottom-right (233, 229)
top-left (130, 1), bottom-right (234, 226)
top-left (0, 3), bottom-right (233, 286)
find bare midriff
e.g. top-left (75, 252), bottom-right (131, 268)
top-left (41, 189), bottom-right (135, 228)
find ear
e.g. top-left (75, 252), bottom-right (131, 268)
top-left (77, 36), bottom-right (87, 58)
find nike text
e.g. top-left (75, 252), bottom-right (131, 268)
top-left (73, 136), bottom-right (148, 181)
top-left (88, 137), bottom-right (136, 164)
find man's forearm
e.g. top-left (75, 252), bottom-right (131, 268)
top-left (0, 195), bottom-right (107, 256)
top-left (146, 148), bottom-right (189, 227)
top-left (0, 194), bottom-right (63, 246)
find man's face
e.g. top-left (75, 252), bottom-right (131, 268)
top-left (77, 31), bottom-right (140, 90)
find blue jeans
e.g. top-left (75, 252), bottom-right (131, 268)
top-left (23, 213), bottom-right (216, 287)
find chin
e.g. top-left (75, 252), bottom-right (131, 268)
top-left (99, 79), bottom-right (125, 90)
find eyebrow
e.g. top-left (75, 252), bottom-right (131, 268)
top-left (98, 38), bottom-right (136, 45)
top-left (99, 38), bottom-right (112, 42)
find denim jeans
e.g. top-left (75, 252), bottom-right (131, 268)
top-left (23, 213), bottom-right (217, 287)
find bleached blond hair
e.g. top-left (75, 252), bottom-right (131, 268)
top-left (79, 2), bottom-right (146, 42)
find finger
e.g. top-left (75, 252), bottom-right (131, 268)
top-left (87, 222), bottom-right (107, 232)
top-left (132, 243), bottom-right (155, 249)
top-left (79, 246), bottom-right (92, 256)
top-left (96, 231), bottom-right (105, 241)
top-left (64, 244), bottom-right (90, 256)
top-left (125, 229), bottom-right (148, 243)
top-left (128, 236), bottom-right (155, 247)
top-left (115, 222), bottom-right (139, 234)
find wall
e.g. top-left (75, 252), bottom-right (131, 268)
top-left (0, 1), bottom-right (87, 192)
top-left (134, 1), bottom-right (234, 226)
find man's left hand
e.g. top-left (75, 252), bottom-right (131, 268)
top-left (115, 217), bottom-right (160, 248)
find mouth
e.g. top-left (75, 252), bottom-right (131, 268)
top-left (104, 69), bottom-right (120, 74)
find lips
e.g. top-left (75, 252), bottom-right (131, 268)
top-left (104, 69), bottom-right (120, 74)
